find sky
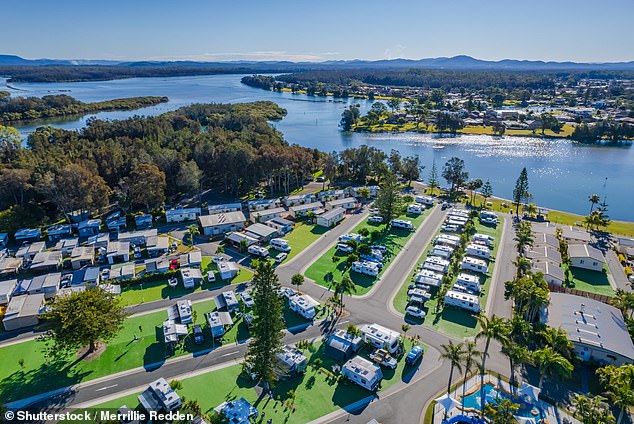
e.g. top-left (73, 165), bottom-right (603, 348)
top-left (3, 0), bottom-right (633, 63)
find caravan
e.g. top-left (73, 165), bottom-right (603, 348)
top-left (461, 256), bottom-right (488, 274)
top-left (456, 273), bottom-right (482, 293)
top-left (465, 243), bottom-right (491, 259)
top-left (270, 238), bottom-right (291, 252)
top-left (422, 256), bottom-right (450, 273)
top-left (406, 204), bottom-right (423, 215)
top-left (415, 195), bottom-right (434, 206)
top-left (472, 233), bottom-right (494, 247)
top-left (247, 245), bottom-right (270, 258)
top-left (391, 219), bottom-right (414, 231)
top-left (414, 269), bottom-right (443, 287)
top-left (444, 290), bottom-right (480, 313)
top-left (429, 245), bottom-right (454, 259)
top-left (352, 261), bottom-right (380, 277)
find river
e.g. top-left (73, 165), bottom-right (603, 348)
top-left (2, 74), bottom-right (633, 221)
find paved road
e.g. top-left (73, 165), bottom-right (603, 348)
top-left (486, 214), bottom-right (514, 318)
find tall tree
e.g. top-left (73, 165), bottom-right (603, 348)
top-left (481, 180), bottom-right (493, 206)
top-left (439, 341), bottom-right (466, 395)
top-left (427, 160), bottom-right (439, 194)
top-left (291, 273), bottom-right (304, 292)
top-left (442, 157), bottom-right (469, 195)
top-left (340, 106), bottom-right (360, 131)
top-left (0, 125), bottom-right (20, 161)
top-left (476, 315), bottom-right (510, 413)
top-left (375, 172), bottom-right (403, 223)
top-left (588, 193), bottom-right (600, 214)
top-left (571, 394), bottom-right (616, 424)
top-left (512, 167), bottom-right (529, 215)
top-left (483, 398), bottom-right (520, 424)
top-left (122, 163), bottom-right (166, 212)
top-left (460, 341), bottom-right (481, 410)
top-left (401, 155), bottom-right (421, 186)
top-left (596, 364), bottom-right (634, 424)
top-left (531, 348), bottom-right (574, 389)
top-left (186, 224), bottom-right (199, 246)
top-left (321, 151), bottom-right (339, 189)
top-left (245, 260), bottom-right (285, 391)
top-left (332, 275), bottom-right (357, 309)
top-left (44, 286), bottom-right (128, 355)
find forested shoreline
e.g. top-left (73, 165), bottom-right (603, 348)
top-left (0, 94), bottom-right (168, 123)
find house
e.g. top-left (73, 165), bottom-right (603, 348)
top-left (134, 214), bottom-right (153, 230)
top-left (616, 237), bottom-right (634, 258)
top-left (444, 290), bottom-right (480, 313)
top-left (542, 293), bottom-right (634, 365)
top-left (144, 257), bottom-right (170, 274)
top-left (180, 267), bottom-right (203, 289)
top-left (225, 231), bottom-right (259, 248)
top-left (107, 241), bottom-right (130, 264)
top-left (561, 227), bottom-right (593, 244)
top-left (71, 267), bottom-right (100, 287)
top-left (70, 246), bottom-right (95, 270)
top-left (325, 197), bottom-right (357, 210)
top-left (179, 250), bottom-right (202, 268)
top-left (407, 204), bottom-right (423, 214)
top-left (249, 207), bottom-right (286, 223)
top-left (214, 398), bottom-right (258, 424)
top-left (146, 236), bottom-right (169, 257)
top-left (47, 224), bottom-right (73, 241)
top-left (77, 219), bottom-right (101, 238)
top-left (283, 193), bottom-right (317, 207)
top-left (461, 256), bottom-right (488, 274)
top-left (106, 213), bottom-right (127, 233)
top-left (532, 222), bottom-right (558, 237)
top-left (325, 329), bottom-right (363, 362)
top-left (275, 345), bottom-right (307, 379)
top-left (317, 189), bottom-right (347, 202)
top-left (342, 356), bottom-right (383, 391)
top-left (568, 244), bottom-right (605, 272)
top-left (109, 263), bottom-right (136, 281)
top-left (247, 198), bottom-right (280, 211)
top-left (352, 260), bottom-right (380, 277)
top-left (0, 258), bottom-right (22, 277)
top-left (16, 241), bottom-right (45, 261)
top-left (288, 293), bottom-right (319, 319)
top-left (465, 243), bottom-right (491, 260)
top-left (265, 217), bottom-right (294, 235)
top-left (245, 223), bottom-right (279, 243)
top-left (533, 261), bottom-right (565, 286)
top-left (56, 237), bottom-right (79, 256)
top-left (423, 256), bottom-right (450, 274)
top-left (14, 228), bottom-right (42, 243)
top-left (30, 250), bottom-right (63, 272)
top-left (218, 261), bottom-right (239, 280)
top-left (316, 207), bottom-right (345, 227)
top-left (162, 319), bottom-right (189, 346)
top-left (526, 246), bottom-right (562, 265)
top-left (138, 378), bottom-right (182, 412)
top-left (0, 279), bottom-right (17, 304)
top-left (87, 233), bottom-right (109, 248)
top-left (206, 311), bottom-right (234, 337)
top-left (165, 207), bottom-right (201, 223)
top-left (0, 233), bottom-right (7, 249)
top-left (25, 273), bottom-right (60, 299)
top-left (208, 202), bottom-right (243, 214)
top-left (215, 290), bottom-right (239, 312)
top-left (534, 233), bottom-right (560, 250)
top-left (167, 299), bottom-right (193, 324)
top-left (118, 229), bottom-right (158, 246)
top-left (2, 293), bottom-right (46, 331)
top-left (360, 323), bottom-right (400, 354)
top-left (348, 186), bottom-right (379, 198)
top-left (199, 211), bottom-right (246, 236)
top-left (288, 201), bottom-right (324, 218)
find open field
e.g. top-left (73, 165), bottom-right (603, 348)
top-left (304, 209), bottom-right (431, 295)
top-left (393, 217), bottom-right (503, 338)
top-left (267, 221), bottom-right (329, 263)
top-left (352, 123), bottom-right (576, 139)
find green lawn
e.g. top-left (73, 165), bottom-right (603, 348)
top-left (563, 264), bottom-right (615, 297)
top-left (393, 217), bottom-right (504, 338)
top-left (304, 210), bottom-right (431, 295)
top-left (85, 339), bottom-right (425, 424)
top-left (266, 221), bottom-right (329, 263)
top-left (119, 261), bottom-right (253, 306)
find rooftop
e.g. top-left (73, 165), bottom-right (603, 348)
top-left (568, 244), bottom-right (605, 263)
top-left (199, 211), bottom-right (246, 227)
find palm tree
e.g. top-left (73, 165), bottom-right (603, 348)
top-left (539, 326), bottom-right (575, 361)
top-left (476, 315), bottom-right (510, 413)
top-left (483, 398), bottom-right (520, 424)
top-left (588, 193), bottom-right (601, 214)
top-left (525, 203), bottom-right (537, 218)
top-left (187, 224), bottom-right (200, 246)
top-left (513, 222), bottom-right (534, 255)
top-left (531, 348), bottom-right (574, 389)
top-left (512, 256), bottom-right (531, 277)
top-left (572, 394), bottom-right (616, 424)
top-left (596, 364), bottom-right (634, 424)
top-left (439, 341), bottom-right (466, 395)
top-left (611, 290), bottom-right (634, 319)
top-left (460, 341), bottom-right (481, 410)
top-left (502, 342), bottom-right (530, 391)
top-left (332, 275), bottom-right (356, 309)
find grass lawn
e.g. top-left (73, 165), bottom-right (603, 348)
top-left (393, 217), bottom-right (504, 338)
top-left (267, 221), bottom-right (329, 263)
top-left (563, 264), bottom-right (615, 297)
top-left (304, 209), bottom-right (431, 295)
top-left (85, 339), bottom-right (425, 424)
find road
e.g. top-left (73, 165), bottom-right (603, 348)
top-left (4, 205), bottom-right (517, 424)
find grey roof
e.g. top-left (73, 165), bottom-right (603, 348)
top-left (199, 211), bottom-right (246, 227)
top-left (533, 261), bottom-right (565, 282)
top-left (568, 244), bottom-right (605, 263)
top-left (5, 293), bottom-right (46, 318)
top-left (28, 273), bottom-right (61, 292)
top-left (544, 293), bottom-right (634, 361)
top-left (250, 207), bottom-right (285, 218)
top-left (534, 233), bottom-right (559, 249)
top-left (561, 227), bottom-right (592, 243)
top-left (245, 223), bottom-right (278, 238)
top-left (319, 207), bottom-right (346, 220)
top-left (526, 246), bottom-right (562, 264)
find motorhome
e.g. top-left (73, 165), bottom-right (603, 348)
top-left (465, 243), bottom-right (491, 259)
top-left (456, 273), bottom-right (482, 293)
top-left (288, 293), bottom-right (319, 319)
top-left (352, 260), bottom-right (380, 277)
top-left (429, 245), bottom-right (454, 259)
top-left (444, 290), bottom-right (480, 313)
top-left (415, 195), bottom-right (435, 206)
top-left (472, 233), bottom-right (494, 247)
top-left (270, 238), bottom-right (291, 252)
top-left (422, 256), bottom-right (450, 273)
top-left (247, 245), bottom-right (270, 258)
top-left (406, 204), bottom-right (423, 214)
top-left (461, 256), bottom-right (488, 274)
top-left (391, 219), bottom-right (414, 230)
top-left (414, 269), bottom-right (443, 287)
top-left (360, 323), bottom-right (400, 354)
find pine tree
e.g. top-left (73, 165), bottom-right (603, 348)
top-left (245, 260), bottom-right (285, 391)
top-left (375, 172), bottom-right (403, 223)
top-left (512, 167), bottom-right (529, 215)
top-left (427, 160), bottom-right (439, 194)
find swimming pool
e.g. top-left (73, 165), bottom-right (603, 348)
top-left (460, 383), bottom-right (543, 422)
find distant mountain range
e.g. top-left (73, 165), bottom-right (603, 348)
top-left (1, 53), bottom-right (634, 71)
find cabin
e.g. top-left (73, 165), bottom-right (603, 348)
top-left (316, 207), bottom-right (345, 227)
top-left (138, 378), bottom-right (182, 412)
top-left (25, 273), bottom-right (60, 299)
top-left (16, 241), bottom-right (45, 261)
top-left (534, 233), bottom-right (560, 250)
top-left (444, 290), bottom-right (480, 313)
top-left (106, 241), bottom-right (130, 264)
top-left (15, 228), bottom-right (42, 243)
top-left (526, 246), bottom-right (562, 265)
top-left (325, 329), bottom-right (363, 362)
top-left (2, 293), bottom-right (46, 331)
top-left (70, 246), bottom-right (95, 270)
top-left (282, 193), bottom-right (317, 207)
top-left (247, 198), bottom-right (280, 211)
top-left (561, 227), bottom-right (593, 244)
top-left (106, 214), bottom-right (127, 233)
top-left (71, 267), bottom-right (100, 288)
top-left (117, 228), bottom-right (157, 246)
top-left (167, 299), bottom-right (193, 324)
top-left (87, 233), bottom-right (109, 248)
top-left (317, 189), bottom-right (347, 202)
top-left (249, 207), bottom-right (286, 223)
top-left (288, 201), bottom-right (324, 218)
top-left (533, 261), bottom-right (565, 286)
top-left (56, 238), bottom-right (79, 257)
top-left (179, 250), bottom-right (202, 268)
top-left (461, 256), bottom-right (488, 274)
top-left (215, 290), bottom-right (240, 312)
top-left (134, 214), bottom-right (153, 230)
top-left (206, 311), bottom-right (234, 337)
top-left (146, 236), bottom-right (170, 257)
top-left (77, 219), bottom-right (101, 238)
top-left (0, 258), bottom-right (22, 277)
top-left (225, 231), bottom-right (259, 248)
top-left (0, 279), bottom-right (18, 304)
top-left (415, 195), bottom-right (434, 206)
top-left (199, 211), bottom-right (246, 236)
top-left (165, 207), bottom-right (201, 223)
top-left (568, 244), bottom-right (605, 272)
top-left (265, 217), bottom-right (294, 235)
top-left (29, 250), bottom-right (63, 272)
top-left (429, 245), bottom-right (454, 259)
top-left (108, 263), bottom-right (136, 281)
top-left (244, 223), bottom-right (279, 243)
top-left (288, 293), bottom-right (319, 319)
top-left (47, 224), bottom-right (73, 241)
top-left (342, 356), bottom-right (383, 391)
top-left (180, 267), bottom-right (203, 289)
top-left (218, 261), bottom-right (239, 280)
top-left (144, 257), bottom-right (170, 274)
top-left (360, 323), bottom-right (400, 354)
top-left (208, 202), bottom-right (242, 214)
top-left (325, 197), bottom-right (357, 211)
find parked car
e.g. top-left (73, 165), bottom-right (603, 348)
top-left (405, 305), bottom-right (427, 318)
top-left (405, 345), bottom-right (424, 365)
top-left (100, 268), bottom-right (110, 279)
top-left (244, 313), bottom-right (255, 329)
top-left (207, 271), bottom-right (216, 282)
top-left (133, 246), bottom-right (142, 259)
top-left (169, 259), bottom-right (179, 270)
top-left (212, 255), bottom-right (225, 264)
top-left (192, 325), bottom-right (204, 344)
top-left (275, 252), bottom-right (288, 263)
top-left (371, 244), bottom-right (387, 254)
top-left (316, 176), bottom-right (325, 182)
top-left (241, 291), bottom-right (255, 308)
top-left (369, 348), bottom-right (398, 369)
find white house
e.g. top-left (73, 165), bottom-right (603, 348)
top-left (0, 279), bottom-right (17, 304)
top-left (180, 267), bottom-right (203, 289)
top-left (317, 189), bottom-right (347, 202)
top-left (2, 293), bottom-right (46, 331)
top-left (360, 323), bottom-right (400, 354)
top-left (422, 256), bottom-right (450, 273)
top-left (461, 256), bottom-right (488, 274)
top-left (325, 197), bottom-right (357, 210)
top-left (415, 195), bottom-right (435, 206)
top-left (208, 202), bottom-right (242, 214)
top-left (247, 198), bottom-right (280, 211)
top-left (288, 293), bottom-right (319, 319)
top-left (444, 290), bottom-right (480, 313)
top-left (568, 244), bottom-right (605, 272)
top-left (342, 356), bottom-right (383, 391)
top-left (165, 208), bottom-right (201, 223)
top-left (138, 378), bottom-right (182, 412)
top-left (218, 261), bottom-right (239, 280)
top-left (316, 207), bottom-right (345, 227)
top-left (199, 211), bottom-right (246, 236)
top-left (179, 250), bottom-right (202, 268)
top-left (288, 201), bottom-right (324, 218)
top-left (352, 260), bottom-right (380, 277)
top-left (283, 193), bottom-right (317, 207)
top-left (465, 243), bottom-right (491, 259)
top-left (249, 207), bottom-right (286, 223)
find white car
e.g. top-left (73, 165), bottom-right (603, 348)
top-left (406, 305), bottom-right (427, 318)
top-left (337, 243), bottom-right (354, 253)
top-left (275, 252), bottom-right (288, 263)
top-left (241, 292), bottom-right (255, 308)
top-left (207, 271), bottom-right (216, 282)
top-left (212, 255), bottom-right (225, 263)
top-left (368, 215), bottom-right (383, 224)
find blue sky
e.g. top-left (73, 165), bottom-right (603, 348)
top-left (3, 0), bottom-right (633, 62)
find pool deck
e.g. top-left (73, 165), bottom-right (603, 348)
top-left (431, 374), bottom-right (580, 424)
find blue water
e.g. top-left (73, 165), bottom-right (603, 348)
top-left (2, 74), bottom-right (634, 221)
top-left (461, 383), bottom-right (542, 422)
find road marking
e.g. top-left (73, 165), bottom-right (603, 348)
top-left (220, 351), bottom-right (238, 357)
top-left (95, 385), bottom-right (118, 392)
